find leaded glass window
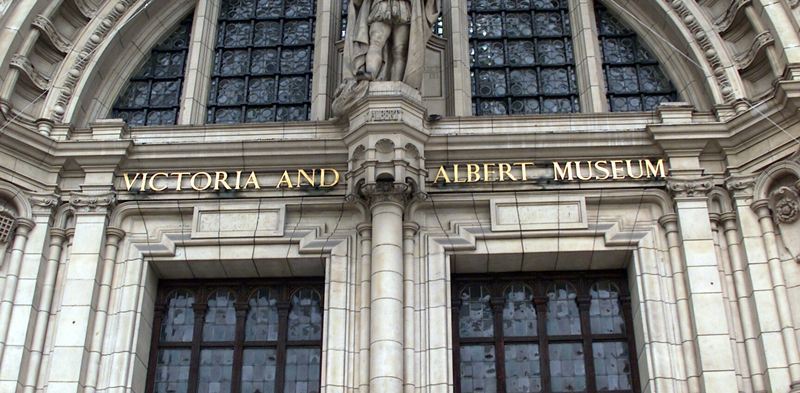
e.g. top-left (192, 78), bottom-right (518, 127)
top-left (595, 3), bottom-right (676, 112)
top-left (469, 0), bottom-right (579, 115)
top-left (453, 272), bottom-right (638, 393)
top-left (207, 0), bottom-right (315, 124)
top-left (111, 14), bottom-right (193, 126)
top-left (147, 280), bottom-right (323, 393)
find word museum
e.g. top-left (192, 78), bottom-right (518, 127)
top-left (0, 0), bottom-right (798, 393)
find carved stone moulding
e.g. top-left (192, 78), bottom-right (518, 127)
top-left (667, 176), bottom-right (714, 198)
top-left (69, 192), bottom-right (117, 213)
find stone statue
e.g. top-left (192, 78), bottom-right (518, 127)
top-left (333, 0), bottom-right (440, 116)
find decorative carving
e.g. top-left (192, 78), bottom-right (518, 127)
top-left (667, 176), bottom-right (714, 198)
top-left (358, 181), bottom-right (411, 207)
top-left (668, 0), bottom-right (737, 103)
top-left (715, 0), bottom-right (750, 32)
top-left (736, 31), bottom-right (774, 70)
top-left (69, 192), bottom-right (116, 213)
top-left (32, 15), bottom-right (72, 53)
top-left (30, 193), bottom-right (60, 214)
top-left (725, 175), bottom-right (757, 197)
top-left (9, 54), bottom-right (49, 91)
top-left (368, 108), bottom-right (402, 122)
top-left (50, 0), bottom-right (135, 121)
top-left (769, 186), bottom-right (800, 223)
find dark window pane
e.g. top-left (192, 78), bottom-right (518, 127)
top-left (110, 14), bottom-right (192, 126)
top-left (459, 285), bottom-right (494, 338)
top-left (549, 343), bottom-right (586, 392)
top-left (198, 349), bottom-right (234, 393)
top-left (242, 349), bottom-right (278, 393)
top-left (246, 288), bottom-right (279, 341)
top-left (590, 281), bottom-right (625, 334)
top-left (203, 290), bottom-right (237, 341)
top-left (284, 348), bottom-right (321, 393)
top-left (160, 290), bottom-right (195, 342)
top-left (209, 0), bottom-right (314, 123)
top-left (593, 342), bottom-right (632, 391)
top-left (596, 3), bottom-right (677, 111)
top-left (460, 345), bottom-right (498, 393)
top-left (505, 344), bottom-right (542, 392)
top-left (503, 283), bottom-right (537, 336)
top-left (153, 349), bottom-right (191, 393)
top-left (546, 282), bottom-right (581, 336)
top-left (288, 288), bottom-right (323, 340)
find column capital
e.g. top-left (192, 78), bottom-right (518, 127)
top-left (14, 218), bottom-right (35, 234)
top-left (49, 227), bottom-right (67, 242)
top-left (69, 191), bottom-right (116, 214)
top-left (29, 193), bottom-right (60, 214)
top-left (403, 222), bottom-right (420, 236)
top-left (725, 175), bottom-right (757, 198)
top-left (357, 223), bottom-right (372, 237)
top-left (708, 212), bottom-right (721, 230)
top-left (667, 176), bottom-right (714, 198)
top-left (359, 182), bottom-right (412, 208)
top-left (719, 212), bottom-right (739, 231)
top-left (105, 227), bottom-right (126, 244)
top-left (751, 199), bottom-right (772, 219)
top-left (658, 213), bottom-right (679, 232)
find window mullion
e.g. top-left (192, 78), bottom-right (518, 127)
top-left (144, 305), bottom-right (165, 393)
top-left (188, 299), bottom-right (207, 393)
top-left (578, 284), bottom-right (597, 393)
top-left (275, 298), bottom-right (291, 392)
top-left (230, 297), bottom-right (248, 393)
top-left (566, 0), bottom-right (607, 112)
top-left (491, 296), bottom-right (507, 393)
top-left (179, 0), bottom-right (221, 125)
top-left (534, 293), bottom-right (551, 393)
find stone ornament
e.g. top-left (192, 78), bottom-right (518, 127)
top-left (667, 176), bottom-right (714, 198)
top-left (334, 0), bottom-right (440, 117)
top-left (69, 192), bottom-right (116, 213)
top-left (725, 175), bottom-right (757, 197)
top-left (770, 186), bottom-right (800, 224)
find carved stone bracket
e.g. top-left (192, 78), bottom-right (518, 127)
top-left (9, 54), bottom-right (49, 91)
top-left (725, 175), bottom-right (757, 198)
top-left (69, 192), bottom-right (117, 213)
top-left (737, 31), bottom-right (774, 71)
top-left (667, 176), bottom-right (714, 198)
top-left (30, 193), bottom-right (61, 214)
top-left (715, 0), bottom-right (751, 32)
top-left (32, 15), bottom-right (72, 54)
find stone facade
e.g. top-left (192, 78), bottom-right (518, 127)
top-left (0, 1), bottom-right (799, 393)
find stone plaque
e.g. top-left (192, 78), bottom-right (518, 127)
top-left (490, 195), bottom-right (588, 231)
top-left (192, 203), bottom-right (285, 238)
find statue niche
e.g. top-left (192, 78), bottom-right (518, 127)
top-left (333, 0), bottom-right (440, 117)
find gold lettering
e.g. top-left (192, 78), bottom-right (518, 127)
top-left (191, 172), bottom-right (212, 191)
top-left (553, 162), bottom-right (573, 181)
top-left (594, 161), bottom-right (610, 180)
top-left (171, 172), bottom-right (191, 191)
top-left (610, 160), bottom-right (625, 179)
top-left (244, 171), bottom-right (261, 189)
top-left (433, 166), bottom-right (451, 183)
top-left (214, 171), bottom-right (232, 191)
top-left (320, 169), bottom-right (340, 187)
top-left (138, 173), bottom-right (148, 192)
top-left (498, 163), bottom-right (516, 181)
top-left (575, 161), bottom-right (593, 181)
top-left (467, 164), bottom-right (481, 182)
top-left (645, 159), bottom-right (666, 178)
top-left (123, 173), bottom-right (141, 191)
top-left (483, 163), bottom-right (496, 182)
top-left (234, 170), bottom-right (243, 190)
top-left (297, 169), bottom-right (316, 187)
top-left (626, 160), bottom-right (644, 179)
top-left (148, 172), bottom-right (168, 192)
top-left (514, 162), bottom-right (534, 181)
top-left (453, 164), bottom-right (464, 183)
top-left (276, 170), bottom-right (293, 188)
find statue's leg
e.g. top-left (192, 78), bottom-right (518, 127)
top-left (367, 22), bottom-right (391, 79)
top-left (390, 24), bottom-right (410, 81)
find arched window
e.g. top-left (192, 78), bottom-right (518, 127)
top-left (595, 2), bottom-right (676, 111)
top-left (147, 281), bottom-right (323, 393)
top-left (469, 0), bottom-right (579, 115)
top-left (111, 15), bottom-right (193, 126)
top-left (0, 211), bottom-right (16, 243)
top-left (206, 0), bottom-right (315, 124)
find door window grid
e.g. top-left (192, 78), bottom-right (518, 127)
top-left (147, 280), bottom-right (323, 393)
top-left (468, 0), bottom-right (580, 116)
top-left (452, 272), bottom-right (638, 393)
top-left (206, 0), bottom-right (315, 124)
top-left (594, 2), bottom-right (676, 112)
top-left (111, 14), bottom-right (193, 126)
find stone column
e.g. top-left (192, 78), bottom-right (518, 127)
top-left (83, 227), bottom-right (125, 393)
top-left (21, 228), bottom-right (66, 393)
top-left (0, 217), bottom-right (35, 364)
top-left (752, 200), bottom-right (800, 392)
top-left (365, 183), bottom-right (407, 393)
top-left (668, 177), bottom-right (739, 392)
top-left (357, 223), bottom-right (372, 393)
top-left (719, 211), bottom-right (768, 393)
top-left (659, 213), bottom-right (701, 393)
top-left (402, 222), bottom-right (419, 393)
top-left (45, 192), bottom-right (115, 393)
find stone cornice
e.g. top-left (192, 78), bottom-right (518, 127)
top-left (667, 176), bottom-right (714, 198)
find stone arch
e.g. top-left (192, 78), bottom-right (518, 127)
top-left (0, 181), bottom-right (32, 220)
top-left (754, 160), bottom-right (800, 201)
top-left (708, 187), bottom-right (734, 214)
